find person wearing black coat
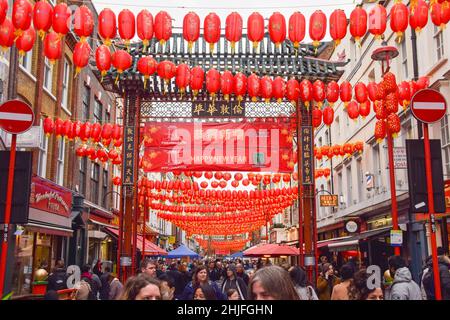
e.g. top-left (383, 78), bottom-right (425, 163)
top-left (46, 260), bottom-right (68, 292)
top-left (166, 262), bottom-right (187, 299)
top-left (221, 265), bottom-right (248, 300)
top-left (99, 266), bottom-right (111, 300)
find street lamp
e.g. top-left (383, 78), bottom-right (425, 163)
top-left (371, 42), bottom-right (401, 256)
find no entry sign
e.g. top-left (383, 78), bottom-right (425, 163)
top-left (0, 100), bottom-right (34, 134)
top-left (411, 89), bottom-right (447, 124)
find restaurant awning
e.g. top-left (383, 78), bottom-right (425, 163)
top-left (105, 227), bottom-right (167, 256)
top-left (26, 208), bottom-right (73, 237)
top-left (318, 227), bottom-right (391, 252)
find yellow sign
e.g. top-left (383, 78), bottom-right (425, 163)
top-left (320, 195), bottom-right (338, 207)
top-left (169, 236), bottom-right (176, 244)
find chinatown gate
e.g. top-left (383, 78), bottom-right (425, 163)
top-left (96, 32), bottom-right (345, 282)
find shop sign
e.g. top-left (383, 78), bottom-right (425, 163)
top-left (390, 230), bottom-right (403, 247)
top-left (301, 127), bottom-right (313, 185)
top-left (192, 100), bottom-right (245, 117)
top-left (123, 126), bottom-right (136, 185)
top-left (29, 176), bottom-right (72, 217)
top-left (393, 147), bottom-right (407, 169)
top-left (320, 195), bottom-right (338, 207)
top-left (169, 236), bottom-right (176, 244)
top-left (345, 220), bottom-right (359, 233)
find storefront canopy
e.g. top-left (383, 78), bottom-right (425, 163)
top-left (230, 251), bottom-right (244, 259)
top-left (167, 245), bottom-right (199, 259)
top-left (243, 243), bottom-right (299, 257)
top-left (105, 228), bottom-right (167, 256)
top-left (318, 227), bottom-right (391, 252)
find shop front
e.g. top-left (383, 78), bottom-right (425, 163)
top-left (11, 176), bottom-right (73, 296)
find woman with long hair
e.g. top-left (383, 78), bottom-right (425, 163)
top-left (180, 265), bottom-right (225, 300)
top-left (317, 263), bottom-right (341, 300)
top-left (120, 275), bottom-right (161, 300)
top-left (248, 266), bottom-right (300, 300)
top-left (221, 265), bottom-right (248, 300)
top-left (289, 266), bottom-right (318, 300)
top-left (193, 283), bottom-right (218, 300)
top-left (353, 269), bottom-right (384, 300)
top-left (331, 263), bottom-right (357, 300)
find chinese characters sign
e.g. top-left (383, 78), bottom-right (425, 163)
top-left (192, 101), bottom-right (245, 117)
top-left (301, 126), bottom-right (313, 185)
top-left (123, 126), bottom-right (136, 185)
top-left (319, 195), bottom-right (338, 207)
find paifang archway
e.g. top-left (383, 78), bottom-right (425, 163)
top-left (95, 32), bottom-right (346, 282)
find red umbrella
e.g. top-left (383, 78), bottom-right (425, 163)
top-left (243, 243), bottom-right (299, 257)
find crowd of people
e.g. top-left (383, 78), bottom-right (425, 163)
top-left (42, 248), bottom-right (450, 300)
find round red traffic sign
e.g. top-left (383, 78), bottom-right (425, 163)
top-left (0, 100), bottom-right (34, 134)
top-left (410, 89), bottom-right (447, 124)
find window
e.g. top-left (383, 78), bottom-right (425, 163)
top-left (325, 129), bottom-right (329, 145)
top-left (372, 143), bottom-right (381, 193)
top-left (62, 59), bottom-right (71, 109)
top-left (94, 99), bottom-right (103, 123)
top-left (43, 57), bottom-right (53, 92)
top-left (335, 117), bottom-right (340, 142)
top-left (56, 138), bottom-right (65, 185)
top-left (79, 157), bottom-right (87, 195)
top-left (337, 171), bottom-right (343, 205)
top-left (346, 165), bottom-right (352, 207)
top-left (105, 111), bottom-right (111, 124)
top-left (357, 158), bottom-right (363, 202)
top-left (20, 49), bottom-right (33, 74)
top-left (37, 120), bottom-right (48, 178)
top-left (401, 39), bottom-right (408, 79)
top-left (91, 163), bottom-right (100, 204)
top-left (82, 85), bottom-right (91, 122)
top-left (434, 25), bottom-right (445, 62)
top-left (102, 167), bottom-right (109, 208)
top-left (441, 114), bottom-right (450, 175)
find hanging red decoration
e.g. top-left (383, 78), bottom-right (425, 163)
top-left (80, 122), bottom-right (91, 142)
top-left (347, 101), bottom-right (360, 120)
top-left (329, 9), bottom-right (347, 46)
top-left (340, 81), bottom-right (352, 107)
top-left (312, 80), bottom-right (326, 108)
top-left (326, 81), bottom-right (340, 106)
top-left (367, 82), bottom-right (378, 102)
top-left (312, 108), bottom-right (322, 128)
top-left (382, 72), bottom-right (398, 93)
top-left (431, 3), bottom-right (450, 30)
top-left (12, 0), bottom-right (32, 37)
top-left (44, 31), bottom-right (62, 63)
top-left (200, 181), bottom-right (208, 189)
top-left (96, 45), bottom-right (111, 81)
top-left (220, 71), bottom-right (234, 101)
top-left (322, 106), bottom-right (334, 126)
top-left (260, 76), bottom-right (273, 103)
top-left (0, 0), bottom-right (7, 25)
top-left (183, 12), bottom-right (200, 52)
top-left (234, 72), bottom-right (247, 103)
top-left (137, 10), bottom-right (154, 50)
top-left (72, 121), bottom-right (82, 140)
top-left (137, 56), bottom-right (157, 88)
top-left (62, 119), bottom-right (72, 140)
top-left (385, 92), bottom-right (399, 114)
top-left (33, 0), bottom-right (52, 39)
top-left (190, 66), bottom-right (205, 96)
top-left (247, 74), bottom-right (260, 102)
top-left (247, 12), bottom-right (264, 49)
top-left (269, 12), bottom-right (287, 47)
top-left (390, 1), bottom-right (408, 42)
top-left (98, 8), bottom-right (116, 46)
top-left (359, 101), bottom-right (371, 118)
top-left (15, 26), bottom-right (35, 57)
top-left (374, 100), bottom-right (388, 120)
top-left (288, 12), bottom-right (306, 49)
top-left (0, 18), bottom-right (14, 51)
top-left (175, 63), bottom-right (191, 95)
top-left (113, 177), bottom-right (122, 186)
top-left (299, 79), bottom-right (313, 109)
top-left (350, 6), bottom-right (367, 44)
top-left (273, 77), bottom-right (286, 103)
top-left (206, 68), bottom-right (221, 99)
top-left (409, 0), bottom-right (428, 33)
top-left (112, 50), bottom-right (132, 75)
top-left (112, 124), bottom-right (121, 141)
top-left (76, 146), bottom-right (87, 158)
top-left (225, 12), bottom-right (243, 52)
top-left (416, 76), bottom-right (430, 89)
top-left (157, 60), bottom-right (176, 92)
top-left (354, 82), bottom-right (368, 103)
top-left (118, 9), bottom-right (135, 48)
top-left (368, 4), bottom-right (387, 40)
top-left (52, 3), bottom-right (71, 37)
top-left (386, 113), bottom-right (401, 137)
top-left (43, 117), bottom-right (54, 136)
top-left (398, 81), bottom-right (411, 110)
top-left (90, 123), bottom-right (102, 142)
top-left (309, 10), bottom-right (327, 50)
top-left (73, 42), bottom-right (91, 75)
top-left (286, 78), bottom-right (300, 105)
top-left (54, 118), bottom-right (64, 138)
top-left (204, 13), bottom-right (221, 53)
top-left (154, 11), bottom-right (172, 45)
top-left (74, 5), bottom-right (94, 43)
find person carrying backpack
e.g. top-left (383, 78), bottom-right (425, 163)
top-left (421, 247), bottom-right (450, 300)
top-left (387, 255), bottom-right (422, 300)
top-left (46, 260), bottom-right (68, 292)
top-left (76, 264), bottom-right (99, 300)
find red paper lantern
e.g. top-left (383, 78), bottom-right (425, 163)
top-left (359, 101), bottom-right (371, 118)
top-left (286, 78), bottom-right (300, 105)
top-left (190, 66), bottom-right (205, 96)
top-left (368, 4), bottom-right (387, 40)
top-left (183, 12), bottom-right (200, 52)
top-left (113, 177), bottom-right (122, 186)
top-left (175, 63), bottom-right (191, 95)
top-left (354, 82), bottom-right (368, 103)
top-left (375, 120), bottom-right (386, 143)
top-left (15, 26), bottom-right (35, 57)
top-left (101, 123), bottom-right (113, 141)
top-left (44, 31), bottom-right (62, 63)
top-left (118, 9), bottom-right (135, 48)
top-left (206, 68), bottom-right (221, 99)
top-left (154, 11), bottom-right (172, 45)
top-left (112, 50), bottom-right (132, 74)
top-left (234, 72), bottom-right (247, 102)
top-left (200, 181), bottom-right (208, 189)
top-left (383, 72), bottom-right (398, 93)
top-left (288, 12), bottom-right (306, 48)
top-left (398, 81), bottom-right (411, 110)
top-left (390, 1), bottom-right (408, 42)
top-left (247, 12), bottom-right (264, 49)
top-left (340, 81), bottom-right (352, 107)
top-left (157, 60), bottom-right (176, 91)
top-left (80, 122), bottom-right (91, 142)
top-left (312, 108), bottom-right (322, 128)
top-left (73, 42), bottom-right (91, 75)
top-left (43, 117), bottom-right (54, 136)
top-left (386, 113), bottom-right (401, 137)
top-left (247, 74), bottom-right (260, 102)
top-left (409, 0), bottom-right (428, 33)
top-left (260, 76), bottom-right (273, 103)
top-left (312, 80), bottom-right (326, 108)
top-left (347, 101), bottom-right (359, 120)
top-left (223, 172), bottom-right (232, 181)
top-left (54, 118), bottom-right (64, 138)
top-left (204, 13), bottom-right (221, 53)
top-left (329, 9), bottom-right (347, 46)
top-left (326, 81), bottom-right (340, 106)
top-left (322, 106), bottom-right (334, 126)
top-left (76, 146), bottom-right (86, 158)
top-left (137, 10), bottom-right (154, 49)
top-left (431, 3), bottom-right (450, 30)
top-left (385, 92), bottom-right (399, 114)
top-left (97, 149), bottom-right (109, 163)
top-left (96, 45), bottom-right (111, 80)
top-left (33, 0), bottom-right (52, 39)
top-left (0, 0), bottom-right (7, 25)
top-left (350, 6), bottom-right (367, 44)
top-left (273, 77), bottom-right (286, 103)
top-left (220, 71), bottom-right (234, 101)
top-left (12, 0), bottom-right (32, 37)
top-left (299, 79), bottom-right (313, 108)
top-left (112, 124), bottom-right (122, 141)
top-left (137, 56), bottom-right (157, 88)
top-left (374, 100), bottom-right (388, 120)
top-left (98, 8), bottom-right (116, 46)
top-left (90, 123), bottom-right (102, 142)
top-left (367, 82), bottom-right (378, 102)
top-left (269, 12), bottom-right (286, 47)
top-left (225, 12), bottom-right (243, 52)
top-left (74, 5), bottom-right (94, 43)
top-left (72, 121), bottom-right (82, 140)
top-left (52, 3), bottom-right (71, 37)
top-left (416, 76), bottom-right (429, 89)
top-left (309, 10), bottom-right (327, 50)
top-left (62, 119), bottom-right (72, 139)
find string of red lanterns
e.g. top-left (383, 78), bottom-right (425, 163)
top-left (314, 141), bottom-right (364, 161)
